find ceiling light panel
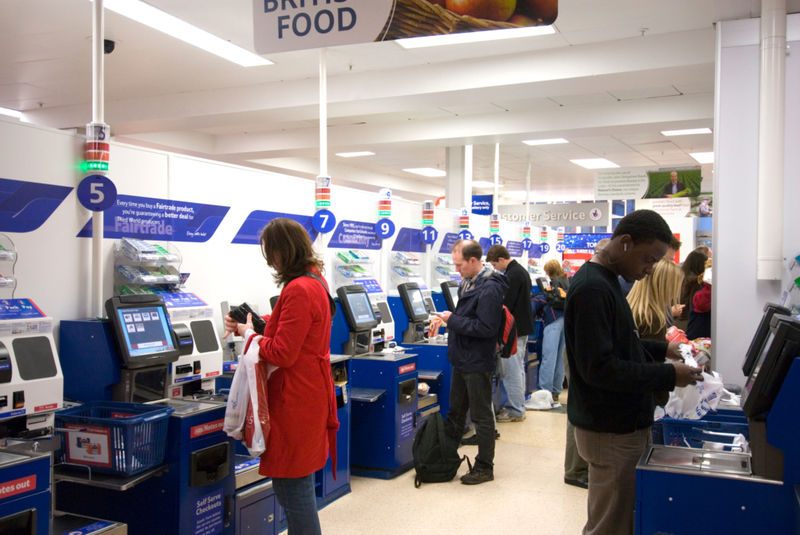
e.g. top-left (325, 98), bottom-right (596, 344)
top-left (336, 151), bottom-right (375, 158)
top-left (404, 168), bottom-right (446, 177)
top-left (396, 25), bottom-right (555, 49)
top-left (570, 158), bottom-right (619, 169)
top-left (690, 152), bottom-right (714, 164)
top-left (523, 138), bottom-right (569, 146)
top-left (661, 128), bottom-right (713, 136)
top-left (94, 0), bottom-right (272, 67)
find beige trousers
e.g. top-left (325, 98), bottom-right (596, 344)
top-left (574, 426), bottom-right (651, 535)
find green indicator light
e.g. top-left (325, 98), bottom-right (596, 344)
top-left (316, 201), bottom-right (331, 207)
top-left (379, 211), bottom-right (391, 217)
top-left (423, 220), bottom-right (434, 225)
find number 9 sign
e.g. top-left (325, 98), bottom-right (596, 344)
top-left (77, 175), bottom-right (117, 212)
top-left (376, 218), bottom-right (395, 240)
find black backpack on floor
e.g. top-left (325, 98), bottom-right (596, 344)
top-left (412, 412), bottom-right (468, 487)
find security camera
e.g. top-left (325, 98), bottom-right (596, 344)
top-left (104, 39), bottom-right (115, 54)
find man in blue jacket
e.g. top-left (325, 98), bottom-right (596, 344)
top-left (436, 239), bottom-right (508, 485)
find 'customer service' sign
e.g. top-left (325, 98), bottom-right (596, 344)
top-left (498, 202), bottom-right (609, 227)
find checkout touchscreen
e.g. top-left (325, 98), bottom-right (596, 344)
top-left (447, 285), bottom-right (459, 309)
top-left (408, 288), bottom-right (428, 318)
top-left (117, 306), bottom-right (175, 358)
top-left (346, 291), bottom-right (376, 330)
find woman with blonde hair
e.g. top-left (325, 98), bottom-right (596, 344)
top-left (532, 259), bottom-right (570, 401)
top-left (626, 258), bottom-right (684, 341)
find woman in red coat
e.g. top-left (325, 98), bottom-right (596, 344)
top-left (224, 218), bottom-right (337, 535)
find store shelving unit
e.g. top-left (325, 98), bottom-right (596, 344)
top-left (114, 238), bottom-right (183, 296)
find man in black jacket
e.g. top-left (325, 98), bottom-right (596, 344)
top-left (486, 244), bottom-right (535, 422)
top-left (436, 239), bottom-right (507, 485)
top-left (565, 210), bottom-right (703, 535)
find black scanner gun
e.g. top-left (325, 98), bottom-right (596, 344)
top-left (230, 302), bottom-right (267, 336)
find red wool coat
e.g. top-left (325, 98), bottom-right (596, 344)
top-left (255, 269), bottom-right (338, 479)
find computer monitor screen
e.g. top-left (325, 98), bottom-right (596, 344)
top-left (536, 278), bottom-right (548, 293)
top-left (398, 282), bottom-right (428, 322)
top-left (742, 303), bottom-right (790, 377)
top-left (336, 285), bottom-right (378, 332)
top-left (742, 315), bottom-right (800, 418)
top-left (117, 306), bottom-right (175, 358)
top-left (105, 296), bottom-right (181, 369)
top-left (447, 285), bottom-right (459, 310)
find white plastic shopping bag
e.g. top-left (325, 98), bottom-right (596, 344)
top-left (664, 371), bottom-right (725, 420)
top-left (223, 332), bottom-right (277, 457)
top-left (222, 359), bottom-right (250, 440)
top-left (524, 390), bottom-right (555, 411)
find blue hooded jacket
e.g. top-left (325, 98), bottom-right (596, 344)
top-left (446, 268), bottom-right (509, 373)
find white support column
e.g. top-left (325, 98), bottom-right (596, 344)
top-left (757, 0), bottom-right (787, 280)
top-left (444, 146), bottom-right (472, 210)
top-left (91, 0), bottom-right (104, 318)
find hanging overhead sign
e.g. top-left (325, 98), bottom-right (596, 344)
top-left (498, 202), bottom-right (609, 227)
top-left (253, 0), bottom-right (559, 55)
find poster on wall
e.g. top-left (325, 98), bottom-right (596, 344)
top-left (253, 0), bottom-right (559, 54)
top-left (77, 195), bottom-right (230, 243)
top-left (328, 220), bottom-right (381, 250)
top-left (644, 169), bottom-right (702, 199)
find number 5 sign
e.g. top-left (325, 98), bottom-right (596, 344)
top-left (77, 175), bottom-right (117, 212)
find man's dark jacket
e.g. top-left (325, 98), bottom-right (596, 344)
top-left (661, 181), bottom-right (687, 197)
top-left (447, 272), bottom-right (508, 373)
top-left (502, 259), bottom-right (535, 337)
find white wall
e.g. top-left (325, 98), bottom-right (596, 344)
top-left (713, 16), bottom-right (800, 385)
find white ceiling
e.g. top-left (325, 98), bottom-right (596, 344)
top-left (3, 0), bottom-right (798, 203)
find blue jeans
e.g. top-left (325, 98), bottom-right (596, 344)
top-left (500, 335), bottom-right (528, 418)
top-left (538, 317), bottom-right (566, 394)
top-left (272, 474), bottom-right (321, 535)
top-left (446, 368), bottom-right (495, 471)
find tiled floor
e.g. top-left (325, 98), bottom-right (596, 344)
top-left (318, 391), bottom-right (587, 534)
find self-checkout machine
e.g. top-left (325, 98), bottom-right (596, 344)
top-left (331, 283), bottom-right (418, 479)
top-left (58, 294), bottom-right (235, 535)
top-left (386, 215), bottom-right (450, 427)
top-left (0, 238), bottom-right (124, 535)
top-left (635, 311), bottom-right (800, 534)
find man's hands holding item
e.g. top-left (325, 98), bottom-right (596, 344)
top-left (435, 311), bottom-right (451, 324)
top-left (672, 361), bottom-right (704, 387)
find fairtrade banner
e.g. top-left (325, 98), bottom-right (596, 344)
top-left (254, 0), bottom-right (559, 54)
top-left (77, 195), bottom-right (229, 243)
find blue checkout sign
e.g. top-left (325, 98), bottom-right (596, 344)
top-left (62, 521), bottom-right (114, 535)
top-left (353, 279), bottom-right (383, 294)
top-left (0, 299), bottom-right (45, 320)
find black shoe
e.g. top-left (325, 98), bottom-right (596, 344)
top-left (460, 431), bottom-right (500, 446)
top-left (553, 393), bottom-right (560, 403)
top-left (461, 468), bottom-right (494, 485)
top-left (564, 476), bottom-right (588, 489)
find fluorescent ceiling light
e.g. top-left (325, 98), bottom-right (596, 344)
top-left (404, 168), bottom-right (446, 177)
top-left (472, 181), bottom-right (504, 188)
top-left (661, 128), bottom-right (712, 136)
top-left (397, 25), bottom-right (555, 49)
top-left (93, 0), bottom-right (272, 67)
top-left (0, 107), bottom-right (22, 119)
top-left (336, 151), bottom-right (375, 158)
top-left (523, 138), bottom-right (569, 146)
top-left (690, 152), bottom-right (715, 164)
top-left (570, 158), bottom-right (619, 169)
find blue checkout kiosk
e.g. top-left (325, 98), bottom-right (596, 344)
top-left (57, 295), bottom-right (240, 535)
top-left (331, 284), bottom-right (424, 479)
top-left (636, 307), bottom-right (800, 534)
top-left (0, 299), bottom-right (126, 535)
